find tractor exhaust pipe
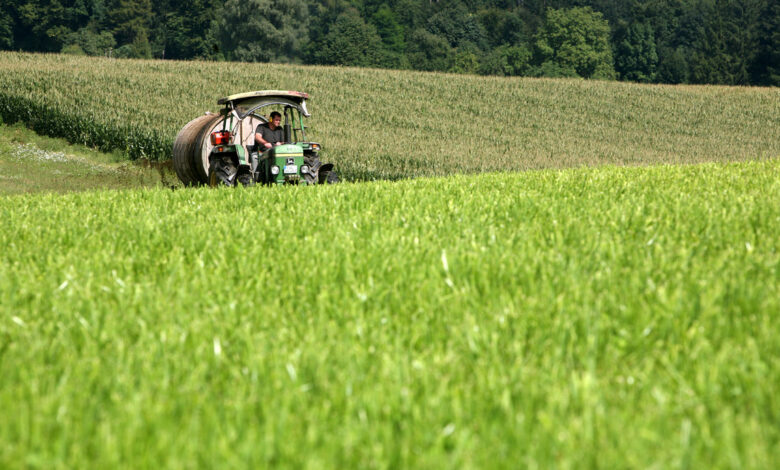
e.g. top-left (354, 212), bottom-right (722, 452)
top-left (283, 108), bottom-right (292, 143)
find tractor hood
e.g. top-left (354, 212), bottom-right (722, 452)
top-left (217, 90), bottom-right (310, 119)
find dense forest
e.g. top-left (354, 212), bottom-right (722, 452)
top-left (1, 0), bottom-right (778, 86)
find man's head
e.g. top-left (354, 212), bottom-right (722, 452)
top-left (269, 111), bottom-right (282, 128)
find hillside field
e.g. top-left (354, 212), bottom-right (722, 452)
top-left (0, 52), bottom-right (778, 181)
top-left (1, 160), bottom-right (779, 468)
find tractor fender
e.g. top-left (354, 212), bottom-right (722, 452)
top-left (209, 152), bottom-right (238, 166)
top-left (319, 163), bottom-right (334, 173)
top-left (225, 152), bottom-right (240, 166)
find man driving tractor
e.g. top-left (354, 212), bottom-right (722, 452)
top-left (255, 111), bottom-right (284, 150)
top-left (172, 90), bottom-right (339, 186)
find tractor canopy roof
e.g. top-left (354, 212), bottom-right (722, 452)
top-left (217, 90), bottom-right (310, 119)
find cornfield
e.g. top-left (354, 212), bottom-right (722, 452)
top-left (1, 52), bottom-right (778, 180)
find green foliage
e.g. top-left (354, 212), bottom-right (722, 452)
top-left (105, 0), bottom-right (152, 46)
top-left (478, 44), bottom-right (531, 76)
top-left (762, 0), bottom-right (779, 85)
top-left (311, 8), bottom-right (383, 67)
top-left (406, 28), bottom-right (454, 72)
top-left (370, 3), bottom-right (405, 54)
top-left (1, 0), bottom-right (777, 85)
top-left (63, 28), bottom-right (116, 57)
top-left (426, 2), bottom-right (489, 51)
top-left (0, 14), bottom-right (13, 49)
top-left (61, 43), bottom-right (86, 56)
top-left (656, 46), bottom-right (689, 84)
top-left (752, 0), bottom-right (780, 85)
top-left (1, 161), bottom-right (779, 467)
top-left (686, 0), bottom-right (764, 85)
top-left (614, 21), bottom-right (658, 83)
top-left (112, 30), bottom-right (151, 59)
top-left (375, 49), bottom-right (410, 70)
top-left (450, 49), bottom-right (480, 74)
top-left (9, 0), bottom-right (90, 52)
top-left (151, 0), bottom-right (218, 60)
top-left (533, 59), bottom-right (579, 78)
top-left (213, 0), bottom-right (309, 63)
top-left (477, 7), bottom-right (529, 48)
top-left (390, 0), bottom-right (425, 31)
top-left (535, 6), bottom-right (616, 79)
top-left (130, 29), bottom-right (152, 59)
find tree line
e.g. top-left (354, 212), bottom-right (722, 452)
top-left (2, 0), bottom-right (778, 86)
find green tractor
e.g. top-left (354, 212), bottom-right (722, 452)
top-left (172, 90), bottom-right (338, 187)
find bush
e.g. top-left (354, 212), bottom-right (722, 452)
top-left (533, 61), bottom-right (578, 78)
top-left (406, 29), bottom-right (453, 72)
top-left (478, 45), bottom-right (531, 76)
top-left (451, 50), bottom-right (479, 74)
top-left (61, 44), bottom-right (86, 56)
top-left (65, 29), bottom-right (116, 57)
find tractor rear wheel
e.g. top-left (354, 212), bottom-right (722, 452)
top-left (208, 156), bottom-right (237, 187)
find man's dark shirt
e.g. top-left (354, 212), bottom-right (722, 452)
top-left (256, 122), bottom-right (284, 146)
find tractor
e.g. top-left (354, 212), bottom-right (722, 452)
top-left (172, 90), bottom-right (338, 187)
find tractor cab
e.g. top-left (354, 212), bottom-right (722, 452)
top-left (207, 90), bottom-right (337, 186)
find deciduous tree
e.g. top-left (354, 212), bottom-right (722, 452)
top-left (534, 6), bottom-right (616, 79)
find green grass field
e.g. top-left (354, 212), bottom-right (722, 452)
top-left (1, 52), bottom-right (778, 181)
top-left (2, 159), bottom-right (778, 468)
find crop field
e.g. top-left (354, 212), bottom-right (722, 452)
top-left (1, 52), bottom-right (778, 181)
top-left (1, 159), bottom-right (779, 468)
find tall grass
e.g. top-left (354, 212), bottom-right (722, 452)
top-left (1, 52), bottom-right (778, 180)
top-left (1, 160), bottom-right (778, 468)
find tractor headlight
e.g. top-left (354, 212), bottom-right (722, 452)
top-left (271, 165), bottom-right (280, 175)
top-left (301, 165), bottom-right (310, 174)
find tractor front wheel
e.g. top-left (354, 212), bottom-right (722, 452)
top-left (319, 170), bottom-right (340, 184)
top-left (237, 169), bottom-right (255, 187)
